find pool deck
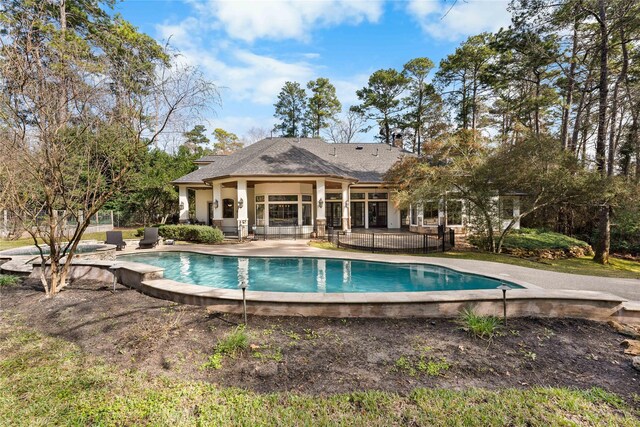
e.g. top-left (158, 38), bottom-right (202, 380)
top-left (141, 240), bottom-right (640, 301)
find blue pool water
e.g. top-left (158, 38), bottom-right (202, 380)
top-left (119, 252), bottom-right (521, 293)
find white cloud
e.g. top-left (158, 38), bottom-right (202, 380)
top-left (407, 0), bottom-right (511, 41)
top-left (157, 20), bottom-right (316, 105)
top-left (197, 0), bottom-right (384, 42)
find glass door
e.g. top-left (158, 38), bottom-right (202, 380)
top-left (326, 202), bottom-right (342, 228)
top-left (368, 202), bottom-right (388, 228)
top-left (350, 202), bottom-right (365, 228)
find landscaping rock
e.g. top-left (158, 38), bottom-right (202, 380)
top-left (621, 339), bottom-right (640, 356)
top-left (633, 357), bottom-right (640, 372)
top-left (608, 321), bottom-right (640, 338)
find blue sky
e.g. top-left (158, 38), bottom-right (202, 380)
top-left (115, 0), bottom-right (511, 143)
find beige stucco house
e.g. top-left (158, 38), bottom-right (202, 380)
top-left (172, 137), bottom-right (519, 238)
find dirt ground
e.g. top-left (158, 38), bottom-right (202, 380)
top-left (1, 278), bottom-right (639, 401)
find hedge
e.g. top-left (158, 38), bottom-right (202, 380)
top-left (136, 225), bottom-right (224, 244)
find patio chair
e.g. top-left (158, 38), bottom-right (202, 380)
top-left (105, 231), bottom-right (126, 251)
top-left (138, 227), bottom-right (160, 249)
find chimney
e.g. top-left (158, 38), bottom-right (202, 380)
top-left (392, 128), bottom-right (404, 149)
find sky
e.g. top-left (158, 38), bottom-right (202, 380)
top-left (115, 0), bottom-right (512, 143)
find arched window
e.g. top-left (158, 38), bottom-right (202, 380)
top-left (223, 198), bottom-right (234, 218)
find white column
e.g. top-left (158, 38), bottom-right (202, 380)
top-left (341, 182), bottom-right (350, 232)
top-left (212, 183), bottom-right (222, 220)
top-left (237, 179), bottom-right (248, 238)
top-left (178, 185), bottom-right (189, 223)
top-left (316, 179), bottom-right (326, 220)
top-left (364, 199), bottom-right (369, 229)
top-left (513, 197), bottom-right (521, 229)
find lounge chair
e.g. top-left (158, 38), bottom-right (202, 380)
top-left (105, 231), bottom-right (126, 251)
top-left (138, 227), bottom-right (160, 249)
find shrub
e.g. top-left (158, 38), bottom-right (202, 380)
top-left (0, 275), bottom-right (20, 287)
top-left (215, 325), bottom-right (248, 357)
top-left (156, 225), bottom-right (224, 244)
top-left (459, 308), bottom-right (500, 340)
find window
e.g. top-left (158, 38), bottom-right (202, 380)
top-left (501, 198), bottom-right (514, 219)
top-left (326, 193), bottom-right (342, 200)
top-left (223, 198), bottom-right (234, 218)
top-left (368, 192), bottom-right (388, 200)
top-left (424, 201), bottom-right (439, 225)
top-left (269, 204), bottom-right (298, 226)
top-left (269, 195), bottom-right (298, 202)
top-left (447, 200), bottom-right (463, 226)
top-left (302, 195), bottom-right (312, 202)
top-left (410, 205), bottom-right (417, 226)
top-left (302, 204), bottom-right (312, 226)
top-left (256, 204), bottom-right (265, 226)
top-left (255, 195), bottom-right (265, 202)
top-left (351, 192), bottom-right (365, 200)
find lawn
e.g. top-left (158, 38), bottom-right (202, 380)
top-left (0, 228), bottom-right (140, 252)
top-left (309, 241), bottom-right (640, 279)
top-left (1, 324), bottom-right (638, 426)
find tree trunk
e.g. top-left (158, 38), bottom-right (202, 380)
top-left (593, 205), bottom-right (610, 264)
top-left (593, 0), bottom-right (610, 265)
top-left (606, 27), bottom-right (628, 176)
top-left (561, 14), bottom-right (579, 150)
top-left (461, 74), bottom-right (468, 130)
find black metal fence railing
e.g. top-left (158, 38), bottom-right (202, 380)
top-left (253, 225), bottom-right (322, 240)
top-left (328, 227), bottom-right (455, 254)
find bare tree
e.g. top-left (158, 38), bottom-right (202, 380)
top-left (0, 1), bottom-right (217, 295)
top-left (324, 111), bottom-right (368, 143)
top-left (244, 126), bottom-right (271, 144)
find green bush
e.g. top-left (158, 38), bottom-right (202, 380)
top-left (146, 225), bottom-right (224, 244)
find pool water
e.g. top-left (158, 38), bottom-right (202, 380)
top-left (119, 252), bottom-right (521, 293)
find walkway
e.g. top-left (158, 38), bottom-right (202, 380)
top-left (149, 240), bottom-right (640, 301)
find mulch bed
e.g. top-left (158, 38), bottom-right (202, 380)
top-left (1, 279), bottom-right (639, 400)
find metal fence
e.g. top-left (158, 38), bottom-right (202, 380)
top-left (254, 225), bottom-right (319, 240)
top-left (328, 228), bottom-right (455, 254)
top-left (1, 209), bottom-right (114, 239)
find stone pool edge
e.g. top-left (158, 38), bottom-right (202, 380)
top-left (0, 247), bottom-right (633, 323)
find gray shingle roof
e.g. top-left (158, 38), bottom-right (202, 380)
top-left (172, 138), bottom-right (412, 185)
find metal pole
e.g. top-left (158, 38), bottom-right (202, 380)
top-left (502, 289), bottom-right (507, 326)
top-left (242, 287), bottom-right (247, 325)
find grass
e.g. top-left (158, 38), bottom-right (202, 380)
top-left (203, 326), bottom-right (249, 370)
top-left (500, 228), bottom-right (591, 251)
top-left (459, 309), bottom-right (501, 340)
top-left (0, 228), bottom-right (140, 251)
top-left (308, 241), bottom-right (640, 279)
top-left (0, 274), bottom-right (20, 287)
top-left (1, 325), bottom-right (637, 426)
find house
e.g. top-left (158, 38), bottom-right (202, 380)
top-left (172, 137), bottom-right (520, 238)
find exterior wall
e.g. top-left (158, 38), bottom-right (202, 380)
top-left (221, 187), bottom-right (237, 229)
top-left (195, 189), bottom-right (212, 224)
top-left (409, 196), bottom-right (522, 235)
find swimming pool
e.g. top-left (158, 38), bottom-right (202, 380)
top-left (119, 252), bottom-right (520, 293)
